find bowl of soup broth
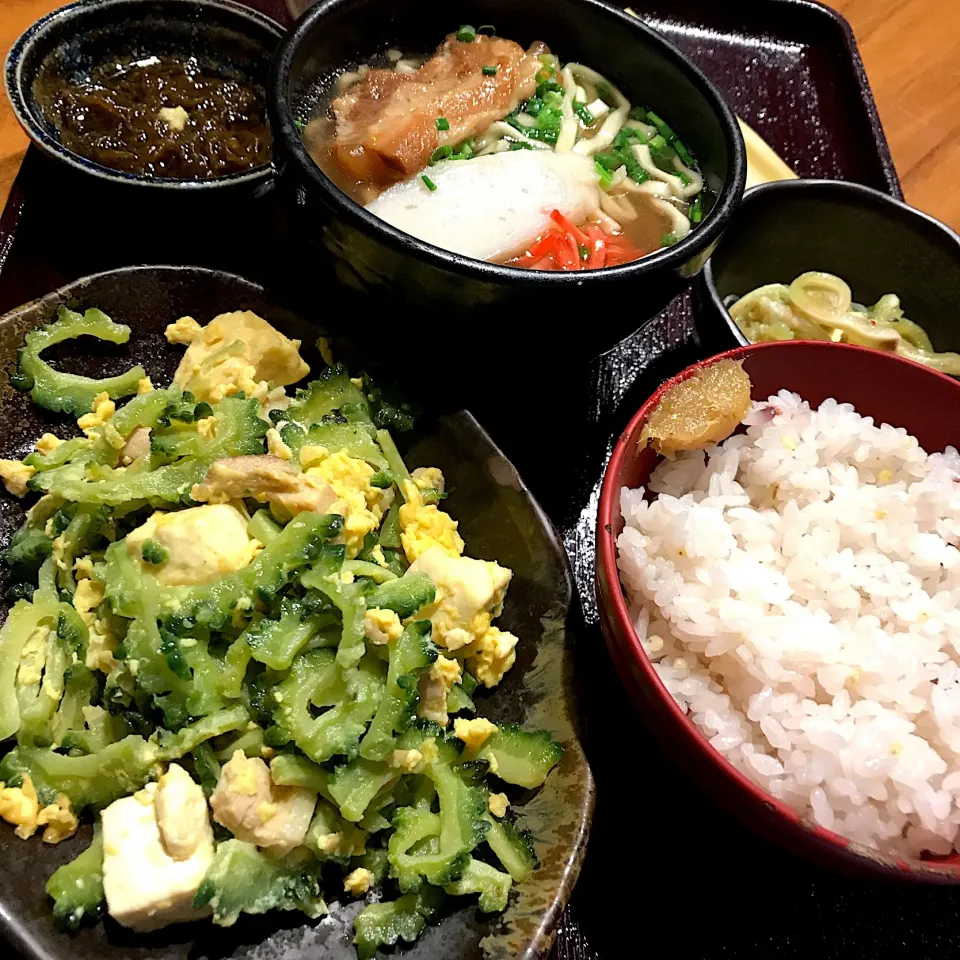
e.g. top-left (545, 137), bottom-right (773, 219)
top-left (269, 0), bottom-right (746, 358)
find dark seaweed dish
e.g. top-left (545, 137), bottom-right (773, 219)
top-left (38, 54), bottom-right (271, 179)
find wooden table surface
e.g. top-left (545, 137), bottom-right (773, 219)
top-left (1, 0), bottom-right (957, 230)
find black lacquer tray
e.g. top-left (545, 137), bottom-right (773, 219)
top-left (4, 2), bottom-right (955, 959)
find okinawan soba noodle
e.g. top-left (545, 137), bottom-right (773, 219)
top-left (730, 272), bottom-right (960, 374)
top-left (468, 59), bottom-right (701, 240)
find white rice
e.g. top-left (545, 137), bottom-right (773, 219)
top-left (617, 390), bottom-right (960, 856)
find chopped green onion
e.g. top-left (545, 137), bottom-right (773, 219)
top-left (595, 152), bottom-right (619, 172)
top-left (678, 171), bottom-right (691, 186)
top-left (629, 105), bottom-right (649, 122)
top-left (690, 196), bottom-right (704, 223)
top-left (482, 65), bottom-right (498, 76)
top-left (596, 81), bottom-right (615, 106)
top-left (573, 101), bottom-right (595, 126)
top-left (674, 137), bottom-right (694, 167)
top-left (647, 110), bottom-right (676, 141)
top-left (421, 175), bottom-right (437, 192)
top-left (648, 133), bottom-right (668, 152)
top-left (594, 158), bottom-right (613, 188)
top-left (509, 141), bottom-right (533, 151)
top-left (456, 25), bottom-right (476, 42)
top-left (578, 243), bottom-right (589, 261)
top-left (525, 96), bottom-right (544, 117)
top-left (450, 137), bottom-right (473, 160)
top-left (294, 118), bottom-right (306, 132)
top-left (661, 232), bottom-right (680, 247)
top-left (429, 145), bottom-right (453, 164)
top-left (436, 117), bottom-right (450, 131)
top-left (477, 24), bottom-right (496, 35)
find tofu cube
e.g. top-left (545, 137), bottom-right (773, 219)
top-left (101, 780), bottom-right (214, 932)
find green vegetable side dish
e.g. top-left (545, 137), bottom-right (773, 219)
top-left (728, 271), bottom-right (960, 375)
top-left (0, 306), bottom-right (563, 957)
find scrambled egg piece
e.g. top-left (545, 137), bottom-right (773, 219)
top-left (210, 751), bottom-right (317, 856)
top-left (74, 555), bottom-right (95, 580)
top-left (36, 794), bottom-right (79, 844)
top-left (399, 480), bottom-right (463, 562)
top-left (409, 545), bottom-right (512, 651)
top-left (126, 504), bottom-right (261, 587)
top-left (196, 417), bottom-right (216, 440)
top-left (306, 450), bottom-right (392, 557)
top-left (0, 459), bottom-right (34, 497)
top-left (167, 311), bottom-right (309, 405)
top-left (17, 624), bottom-right (50, 687)
top-left (155, 764), bottom-right (209, 860)
top-left (266, 428), bottom-right (292, 461)
top-left (343, 868), bottom-right (374, 896)
top-left (364, 607), bottom-right (403, 645)
top-left (74, 576), bottom-right (120, 674)
top-left (470, 627), bottom-right (519, 688)
top-left (0, 773), bottom-right (40, 839)
top-left (412, 466), bottom-right (445, 493)
top-left (0, 773), bottom-right (70, 844)
top-left (77, 392), bottom-right (116, 432)
top-left (137, 376), bottom-right (154, 395)
top-left (487, 793), bottom-right (509, 818)
top-left (35, 433), bottom-right (62, 455)
top-left (418, 655), bottom-right (462, 726)
top-left (388, 748), bottom-right (424, 773)
top-left (453, 717), bottom-right (498, 751)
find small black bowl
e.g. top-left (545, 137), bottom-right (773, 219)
top-left (693, 179), bottom-right (960, 357)
top-left (268, 0), bottom-right (746, 359)
top-left (5, 0), bottom-right (283, 194)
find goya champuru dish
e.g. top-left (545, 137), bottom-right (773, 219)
top-left (729, 271), bottom-right (960, 374)
top-left (301, 25), bottom-right (706, 270)
top-left (0, 306), bottom-right (561, 955)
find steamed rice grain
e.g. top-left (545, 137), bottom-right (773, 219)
top-left (617, 390), bottom-right (960, 856)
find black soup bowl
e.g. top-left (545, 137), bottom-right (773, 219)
top-left (269, 0), bottom-right (746, 360)
top-left (693, 179), bottom-right (960, 357)
top-left (5, 0), bottom-right (283, 197)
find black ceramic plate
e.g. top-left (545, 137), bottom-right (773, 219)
top-left (0, 266), bottom-right (593, 960)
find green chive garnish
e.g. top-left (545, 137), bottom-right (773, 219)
top-left (578, 244), bottom-right (589, 261)
top-left (456, 25), bottom-right (476, 42)
top-left (573, 101), bottom-right (595, 126)
top-left (421, 175), bottom-right (437, 192)
top-left (436, 117), bottom-right (450, 131)
top-left (429, 145), bottom-right (453, 164)
top-left (690, 196), bottom-right (704, 223)
top-left (482, 65), bottom-right (498, 76)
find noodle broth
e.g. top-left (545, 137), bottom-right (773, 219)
top-left (299, 27), bottom-right (707, 271)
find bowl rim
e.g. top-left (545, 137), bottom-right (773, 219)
top-left (697, 178), bottom-right (960, 348)
top-left (268, 0), bottom-right (747, 283)
top-left (596, 339), bottom-right (960, 880)
top-left (3, 0), bottom-right (284, 191)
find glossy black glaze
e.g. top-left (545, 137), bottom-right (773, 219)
top-left (268, 0), bottom-right (746, 360)
top-left (5, 0), bottom-right (283, 194)
top-left (693, 179), bottom-right (960, 357)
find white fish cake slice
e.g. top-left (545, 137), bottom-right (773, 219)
top-left (365, 150), bottom-right (600, 262)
